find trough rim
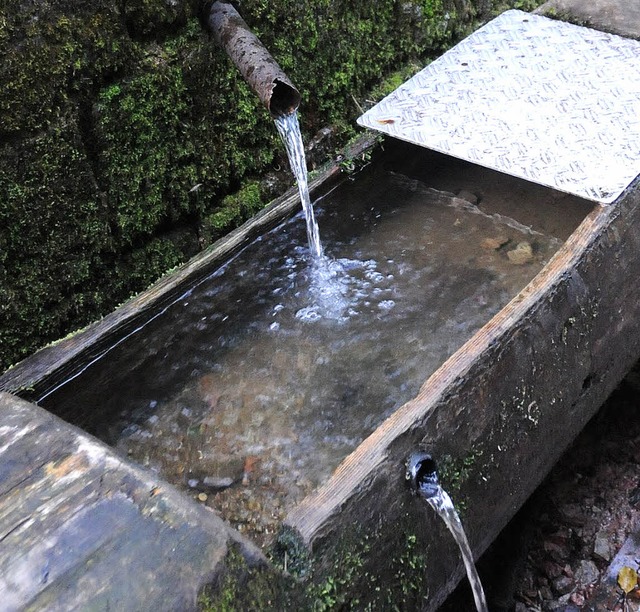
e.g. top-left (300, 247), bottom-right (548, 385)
top-left (4, 124), bottom-right (627, 591)
top-left (1, 127), bottom-right (612, 531)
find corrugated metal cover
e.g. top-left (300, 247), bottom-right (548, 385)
top-left (357, 10), bottom-right (640, 204)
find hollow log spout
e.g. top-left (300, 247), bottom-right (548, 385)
top-left (207, 1), bottom-right (301, 116)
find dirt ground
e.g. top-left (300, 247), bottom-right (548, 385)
top-left (441, 362), bottom-right (640, 611)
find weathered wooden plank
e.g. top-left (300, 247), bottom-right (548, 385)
top-left (0, 392), bottom-right (262, 611)
top-left (286, 199), bottom-right (612, 540)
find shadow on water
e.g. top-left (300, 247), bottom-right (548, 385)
top-left (41, 143), bottom-right (586, 544)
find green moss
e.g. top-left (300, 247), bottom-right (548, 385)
top-left (435, 447), bottom-right (485, 514)
top-left (94, 19), bottom-right (277, 245)
top-left (270, 525), bottom-right (313, 579)
top-left (491, 0), bottom-right (546, 15)
top-left (270, 522), bottom-right (426, 610)
top-left (198, 503), bottom-right (473, 611)
top-left (199, 527), bottom-right (370, 610)
top-left (95, 64), bottom-right (196, 239)
top-left (198, 546), bottom-right (293, 612)
top-left (241, 0), bottom-right (465, 138)
top-left (369, 530), bottom-right (428, 609)
top-left (116, 237), bottom-right (186, 293)
top-left (0, 117), bottom-right (110, 367)
top-left (308, 546), bottom-right (370, 611)
top-left (122, 0), bottom-right (196, 37)
top-left (368, 62), bottom-right (424, 103)
top-left (201, 182), bottom-right (265, 244)
top-left (0, 2), bottom-right (131, 136)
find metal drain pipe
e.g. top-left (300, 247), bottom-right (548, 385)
top-left (208, 1), bottom-right (301, 116)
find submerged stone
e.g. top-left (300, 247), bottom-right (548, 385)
top-left (507, 241), bottom-right (534, 265)
top-left (481, 236), bottom-right (509, 250)
top-left (575, 559), bottom-right (599, 586)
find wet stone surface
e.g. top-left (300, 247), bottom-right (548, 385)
top-left (42, 151), bottom-right (581, 548)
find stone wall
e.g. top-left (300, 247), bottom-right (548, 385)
top-left (0, 0), bottom-right (536, 370)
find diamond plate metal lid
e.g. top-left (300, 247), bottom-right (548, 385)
top-left (357, 10), bottom-right (640, 204)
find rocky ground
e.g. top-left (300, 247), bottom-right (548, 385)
top-left (441, 362), bottom-right (640, 611)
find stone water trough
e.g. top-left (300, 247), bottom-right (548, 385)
top-left (2, 1), bottom-right (640, 609)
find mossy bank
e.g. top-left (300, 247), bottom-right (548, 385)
top-left (0, 0), bottom-right (541, 370)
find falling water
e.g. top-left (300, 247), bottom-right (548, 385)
top-left (274, 112), bottom-right (323, 258)
top-left (426, 488), bottom-right (488, 612)
top-left (407, 453), bottom-right (488, 612)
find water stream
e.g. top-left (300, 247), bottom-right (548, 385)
top-left (408, 453), bottom-right (488, 612)
top-left (274, 112), bottom-right (323, 258)
top-left (427, 489), bottom-right (488, 612)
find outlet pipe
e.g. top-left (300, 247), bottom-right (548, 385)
top-left (208, 1), bottom-right (301, 116)
top-left (406, 452), bottom-right (489, 612)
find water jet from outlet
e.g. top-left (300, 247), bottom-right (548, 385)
top-left (407, 452), bottom-right (488, 612)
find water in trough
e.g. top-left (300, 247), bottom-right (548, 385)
top-left (41, 142), bottom-right (589, 546)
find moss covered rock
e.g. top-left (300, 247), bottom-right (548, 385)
top-left (0, 0), bottom-right (540, 370)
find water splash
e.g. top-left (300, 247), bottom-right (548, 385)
top-left (407, 452), bottom-right (488, 612)
top-left (290, 254), bottom-right (397, 324)
top-left (274, 112), bottom-right (323, 258)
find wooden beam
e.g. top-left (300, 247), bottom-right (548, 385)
top-left (0, 392), bottom-right (262, 610)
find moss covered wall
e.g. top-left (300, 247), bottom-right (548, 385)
top-left (0, 0), bottom-right (537, 370)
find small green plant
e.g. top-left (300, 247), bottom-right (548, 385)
top-left (338, 150), bottom-right (372, 175)
top-left (310, 548), bottom-right (366, 611)
top-left (390, 532), bottom-right (427, 600)
top-left (198, 546), bottom-right (291, 612)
